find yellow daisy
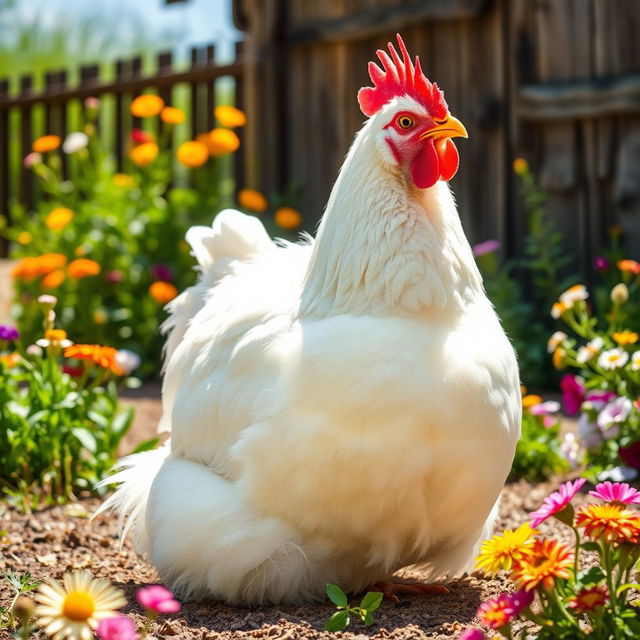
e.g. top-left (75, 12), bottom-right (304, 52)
top-left (35, 571), bottom-right (126, 640)
top-left (475, 522), bottom-right (536, 576)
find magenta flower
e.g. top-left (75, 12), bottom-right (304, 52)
top-left (561, 374), bottom-right (585, 416)
top-left (151, 263), bottom-right (174, 282)
top-left (507, 589), bottom-right (534, 614)
top-left (477, 593), bottom-right (517, 629)
top-left (586, 389), bottom-right (618, 410)
top-left (97, 615), bottom-right (138, 640)
top-left (460, 629), bottom-right (485, 640)
top-left (136, 585), bottom-right (181, 614)
top-left (620, 441), bottom-right (640, 470)
top-left (472, 240), bottom-right (501, 257)
top-left (594, 256), bottom-right (610, 271)
top-left (0, 325), bottom-right (19, 341)
top-left (529, 478), bottom-right (586, 527)
top-left (590, 481), bottom-right (640, 505)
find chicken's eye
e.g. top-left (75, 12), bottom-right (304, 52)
top-left (396, 115), bottom-right (415, 129)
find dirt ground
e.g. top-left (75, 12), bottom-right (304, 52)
top-left (1, 388), bottom-right (584, 640)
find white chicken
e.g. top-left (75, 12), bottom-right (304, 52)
top-left (102, 34), bottom-right (521, 605)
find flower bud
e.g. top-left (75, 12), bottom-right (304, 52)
top-left (13, 595), bottom-right (34, 622)
top-left (611, 283), bottom-right (629, 304)
top-left (37, 294), bottom-right (57, 307)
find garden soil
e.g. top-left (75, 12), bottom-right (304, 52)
top-left (1, 389), bottom-right (583, 640)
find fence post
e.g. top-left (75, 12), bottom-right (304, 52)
top-left (233, 40), bottom-right (245, 196)
top-left (19, 75), bottom-right (33, 212)
top-left (0, 79), bottom-right (9, 256)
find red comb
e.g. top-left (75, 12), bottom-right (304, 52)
top-left (357, 34), bottom-right (448, 119)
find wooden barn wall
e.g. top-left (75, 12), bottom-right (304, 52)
top-left (235, 0), bottom-right (640, 271)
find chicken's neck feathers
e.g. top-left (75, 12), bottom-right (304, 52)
top-left (300, 120), bottom-right (483, 318)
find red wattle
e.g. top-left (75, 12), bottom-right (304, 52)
top-left (435, 138), bottom-right (459, 182)
top-left (410, 139), bottom-right (439, 189)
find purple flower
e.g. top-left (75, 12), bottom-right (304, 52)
top-left (578, 414), bottom-right (603, 449)
top-left (561, 374), bottom-right (585, 416)
top-left (0, 325), bottom-right (19, 341)
top-left (136, 585), bottom-right (181, 614)
top-left (472, 240), bottom-right (501, 257)
top-left (97, 615), bottom-right (138, 640)
top-left (151, 263), bottom-right (174, 282)
top-left (594, 256), bottom-right (610, 271)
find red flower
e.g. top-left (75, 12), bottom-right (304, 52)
top-left (131, 128), bottom-right (155, 145)
top-left (619, 441), bottom-right (640, 470)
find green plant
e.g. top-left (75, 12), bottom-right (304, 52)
top-left (0, 300), bottom-right (152, 508)
top-left (1, 571), bottom-right (40, 631)
top-left (323, 583), bottom-right (383, 632)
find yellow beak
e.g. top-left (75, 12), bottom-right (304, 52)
top-left (419, 115), bottom-right (468, 141)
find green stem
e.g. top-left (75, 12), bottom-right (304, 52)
top-left (549, 586), bottom-right (580, 630)
top-left (572, 526), bottom-right (581, 580)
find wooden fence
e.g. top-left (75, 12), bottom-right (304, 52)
top-left (234, 0), bottom-right (640, 275)
top-left (0, 43), bottom-right (245, 255)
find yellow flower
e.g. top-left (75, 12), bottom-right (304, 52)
top-left (176, 141), bottom-right (209, 168)
top-left (576, 504), bottom-right (640, 544)
top-left (113, 173), bottom-right (135, 188)
top-left (68, 259), bottom-right (100, 279)
top-left (612, 330), bottom-right (638, 346)
top-left (46, 207), bottom-right (73, 231)
top-left (130, 94), bottom-right (164, 118)
top-left (35, 570), bottom-right (126, 640)
top-left (475, 522), bottom-right (536, 576)
top-left (513, 157), bottom-right (528, 175)
top-left (238, 188), bottom-right (268, 213)
top-left (42, 269), bottom-right (65, 289)
top-left (207, 128), bottom-right (240, 155)
top-left (149, 281), bottom-right (178, 304)
top-left (17, 231), bottom-right (32, 245)
top-left (511, 538), bottom-right (573, 591)
top-left (130, 142), bottom-right (159, 166)
top-left (522, 394), bottom-right (542, 410)
top-left (33, 135), bottom-right (61, 153)
top-left (93, 310), bottom-right (107, 325)
top-left (74, 246), bottom-right (87, 257)
top-left (215, 105), bottom-right (246, 128)
top-left (160, 106), bottom-right (186, 124)
top-left (553, 347), bottom-right (566, 370)
top-left (274, 207), bottom-right (302, 230)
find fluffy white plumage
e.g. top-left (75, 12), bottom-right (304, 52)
top-left (100, 94), bottom-right (521, 605)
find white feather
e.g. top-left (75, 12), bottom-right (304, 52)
top-left (103, 96), bottom-right (521, 604)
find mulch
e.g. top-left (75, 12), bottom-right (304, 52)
top-left (0, 389), bottom-right (583, 639)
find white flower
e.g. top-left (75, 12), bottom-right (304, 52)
top-left (36, 337), bottom-right (73, 349)
top-left (26, 344), bottom-right (43, 357)
top-left (631, 351), bottom-right (640, 371)
top-left (37, 294), bottom-right (57, 307)
top-left (559, 284), bottom-right (589, 307)
top-left (560, 433), bottom-right (580, 470)
top-left (578, 414), bottom-right (603, 449)
top-left (597, 465), bottom-right (638, 483)
top-left (597, 397), bottom-right (632, 439)
top-left (62, 132), bottom-right (89, 154)
top-left (598, 347), bottom-right (629, 370)
top-left (547, 331), bottom-right (568, 353)
top-left (115, 349), bottom-right (141, 375)
top-left (530, 400), bottom-right (561, 415)
top-left (576, 337), bottom-right (604, 363)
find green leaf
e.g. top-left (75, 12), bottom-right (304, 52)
top-left (72, 428), bottom-right (97, 454)
top-left (131, 438), bottom-right (160, 454)
top-left (363, 611), bottom-right (374, 626)
top-left (580, 541), bottom-right (601, 553)
top-left (360, 591), bottom-right (383, 613)
top-left (326, 583), bottom-right (348, 608)
top-left (577, 566), bottom-right (605, 586)
top-left (324, 609), bottom-right (349, 632)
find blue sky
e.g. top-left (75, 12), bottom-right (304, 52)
top-left (10, 0), bottom-right (242, 62)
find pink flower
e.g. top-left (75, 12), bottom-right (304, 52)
top-left (529, 478), bottom-right (586, 527)
top-left (594, 256), bottom-right (610, 271)
top-left (530, 400), bottom-right (560, 416)
top-left (84, 96), bottom-right (100, 110)
top-left (477, 593), bottom-right (517, 629)
top-left (561, 374), bottom-right (585, 416)
top-left (105, 270), bottom-right (124, 284)
top-left (586, 390), bottom-right (618, 410)
top-left (507, 589), bottom-right (534, 614)
top-left (97, 615), bottom-right (138, 640)
top-left (23, 152), bottom-right (42, 168)
top-left (590, 481), bottom-right (640, 505)
top-left (460, 630), bottom-right (485, 640)
top-left (136, 585), bottom-right (181, 613)
top-left (472, 240), bottom-right (501, 257)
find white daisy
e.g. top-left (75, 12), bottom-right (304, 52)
top-left (35, 571), bottom-right (126, 640)
top-left (631, 351), bottom-right (640, 371)
top-left (598, 348), bottom-right (629, 370)
top-left (576, 337), bottom-right (604, 363)
top-left (559, 284), bottom-right (589, 307)
top-left (547, 331), bottom-right (568, 353)
top-left (62, 132), bottom-right (89, 154)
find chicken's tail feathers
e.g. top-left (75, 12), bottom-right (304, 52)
top-left (94, 444), bottom-right (170, 555)
top-left (186, 208), bottom-right (273, 270)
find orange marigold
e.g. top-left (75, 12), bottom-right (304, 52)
top-left (576, 504), bottom-right (640, 544)
top-left (149, 281), bottom-right (178, 304)
top-left (618, 259), bottom-right (640, 275)
top-left (42, 269), bottom-right (65, 289)
top-left (45, 207), bottom-right (73, 230)
top-left (513, 157), bottom-right (529, 175)
top-left (214, 105), bottom-right (246, 128)
top-left (160, 106), bottom-right (186, 124)
top-left (511, 538), bottom-right (573, 591)
top-left (64, 344), bottom-right (123, 375)
top-left (32, 135), bottom-right (61, 153)
top-left (130, 94), bottom-right (164, 118)
top-left (274, 207), bottom-right (302, 230)
top-left (522, 395), bottom-right (542, 409)
top-left (238, 188), bottom-right (268, 213)
top-left (130, 142), bottom-right (159, 166)
top-left (0, 352), bottom-right (20, 368)
top-left (207, 128), bottom-right (240, 155)
top-left (176, 141), bottom-right (209, 168)
top-left (68, 258), bottom-right (100, 279)
top-left (12, 254), bottom-right (67, 281)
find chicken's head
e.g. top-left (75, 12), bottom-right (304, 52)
top-left (358, 34), bottom-right (467, 190)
